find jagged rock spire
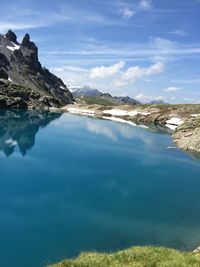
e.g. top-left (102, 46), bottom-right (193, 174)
top-left (21, 33), bottom-right (31, 47)
top-left (5, 30), bottom-right (18, 44)
top-left (21, 33), bottom-right (38, 51)
top-left (20, 33), bottom-right (40, 72)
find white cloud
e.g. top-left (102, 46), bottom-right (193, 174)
top-left (117, 93), bottom-right (129, 97)
top-left (42, 37), bottom-right (200, 61)
top-left (135, 93), bottom-right (149, 100)
top-left (86, 121), bottom-right (117, 141)
top-left (113, 62), bottom-right (165, 87)
top-left (183, 97), bottom-right (195, 102)
top-left (0, 2), bottom-right (128, 34)
top-left (169, 30), bottom-right (187, 36)
top-left (0, 22), bottom-right (46, 32)
top-left (51, 60), bottom-right (165, 92)
top-left (135, 93), bottom-right (165, 101)
top-left (139, 0), bottom-right (152, 10)
top-left (89, 61), bottom-right (125, 79)
top-left (121, 7), bottom-right (135, 19)
top-left (172, 79), bottom-right (200, 84)
top-left (165, 86), bottom-right (182, 92)
top-left (50, 66), bottom-right (88, 73)
top-left (88, 61), bottom-right (164, 87)
top-left (152, 37), bottom-right (175, 50)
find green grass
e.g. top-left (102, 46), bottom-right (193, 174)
top-left (81, 97), bottom-right (115, 106)
top-left (49, 246), bottom-right (200, 267)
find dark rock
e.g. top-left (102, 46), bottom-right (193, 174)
top-left (0, 68), bottom-right (8, 79)
top-left (20, 36), bottom-right (40, 72)
top-left (38, 96), bottom-right (52, 107)
top-left (8, 89), bottom-right (29, 101)
top-left (6, 97), bottom-right (28, 109)
top-left (0, 97), bottom-right (7, 108)
top-left (5, 30), bottom-right (18, 44)
top-left (0, 52), bottom-right (10, 67)
top-left (21, 34), bottom-right (38, 52)
top-left (21, 33), bottom-right (31, 47)
top-left (0, 79), bottom-right (61, 110)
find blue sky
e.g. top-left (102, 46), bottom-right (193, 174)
top-left (1, 0), bottom-right (200, 103)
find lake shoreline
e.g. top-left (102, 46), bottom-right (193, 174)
top-left (50, 103), bottom-right (200, 158)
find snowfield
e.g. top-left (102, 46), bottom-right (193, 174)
top-left (103, 109), bottom-right (151, 117)
top-left (7, 42), bottom-right (20, 51)
top-left (165, 117), bottom-right (184, 130)
top-left (67, 108), bottom-right (95, 116)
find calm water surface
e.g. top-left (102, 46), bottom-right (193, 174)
top-left (0, 110), bottom-right (200, 267)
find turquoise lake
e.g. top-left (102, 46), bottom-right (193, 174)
top-left (1, 110), bottom-right (200, 267)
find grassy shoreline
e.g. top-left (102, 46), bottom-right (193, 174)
top-left (49, 246), bottom-right (200, 267)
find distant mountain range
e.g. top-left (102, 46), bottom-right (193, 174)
top-left (69, 86), bottom-right (140, 105)
top-left (69, 86), bottom-right (102, 97)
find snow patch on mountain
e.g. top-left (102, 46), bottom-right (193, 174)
top-left (7, 42), bottom-right (20, 51)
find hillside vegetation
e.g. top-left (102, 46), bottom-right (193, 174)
top-left (49, 246), bottom-right (200, 267)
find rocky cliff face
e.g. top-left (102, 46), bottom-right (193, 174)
top-left (0, 30), bottom-right (74, 108)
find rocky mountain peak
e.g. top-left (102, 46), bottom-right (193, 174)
top-left (21, 33), bottom-right (30, 46)
top-left (21, 33), bottom-right (37, 51)
top-left (20, 33), bottom-right (39, 73)
top-left (24, 33), bottom-right (30, 40)
top-left (5, 30), bottom-right (18, 44)
top-left (0, 30), bottom-right (74, 108)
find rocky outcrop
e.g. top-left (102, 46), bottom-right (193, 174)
top-left (0, 30), bottom-right (74, 108)
top-left (5, 30), bottom-right (18, 43)
top-left (0, 68), bottom-right (8, 79)
top-left (0, 79), bottom-right (61, 110)
top-left (173, 117), bottom-right (200, 153)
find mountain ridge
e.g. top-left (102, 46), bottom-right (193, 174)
top-left (69, 85), bottom-right (140, 105)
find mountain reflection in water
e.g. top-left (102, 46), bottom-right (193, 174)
top-left (0, 110), bottom-right (61, 157)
